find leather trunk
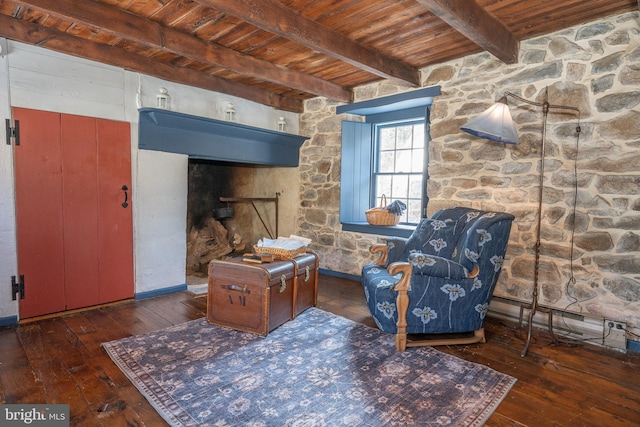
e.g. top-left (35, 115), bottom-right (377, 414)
top-left (291, 252), bottom-right (319, 317)
top-left (207, 258), bottom-right (295, 336)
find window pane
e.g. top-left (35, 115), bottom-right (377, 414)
top-left (392, 174), bottom-right (408, 198)
top-left (379, 127), bottom-right (396, 150)
top-left (378, 151), bottom-right (395, 173)
top-left (411, 148), bottom-right (424, 172)
top-left (409, 175), bottom-right (423, 198)
top-left (395, 150), bottom-right (413, 173)
top-left (413, 124), bottom-right (425, 148)
top-left (407, 199), bottom-right (422, 223)
top-left (396, 126), bottom-right (413, 149)
top-left (376, 175), bottom-right (392, 197)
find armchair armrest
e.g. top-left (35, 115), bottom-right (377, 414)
top-left (369, 237), bottom-right (408, 267)
top-left (386, 259), bottom-right (479, 351)
top-left (370, 244), bottom-right (388, 267)
top-left (388, 261), bottom-right (412, 351)
top-left (408, 252), bottom-right (480, 280)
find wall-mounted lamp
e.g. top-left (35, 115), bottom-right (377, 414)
top-left (225, 102), bottom-right (237, 121)
top-left (461, 87), bottom-right (582, 357)
top-left (460, 96), bottom-right (519, 144)
top-left (156, 87), bottom-right (171, 110)
top-left (277, 116), bottom-right (287, 132)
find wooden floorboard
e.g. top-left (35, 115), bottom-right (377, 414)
top-left (0, 274), bottom-right (638, 426)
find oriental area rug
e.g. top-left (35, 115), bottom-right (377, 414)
top-left (102, 308), bottom-right (516, 427)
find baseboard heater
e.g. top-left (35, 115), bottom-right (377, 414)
top-left (488, 296), bottom-right (626, 352)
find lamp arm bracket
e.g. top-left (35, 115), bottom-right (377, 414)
top-left (504, 91), bottom-right (543, 108)
top-left (503, 91), bottom-right (581, 117)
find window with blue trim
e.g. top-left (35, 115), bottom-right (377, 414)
top-left (374, 119), bottom-right (425, 225)
top-left (337, 86), bottom-right (439, 237)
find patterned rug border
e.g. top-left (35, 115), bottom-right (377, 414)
top-left (103, 308), bottom-right (516, 426)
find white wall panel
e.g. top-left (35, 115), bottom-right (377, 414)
top-left (133, 150), bottom-right (188, 293)
top-left (0, 38), bottom-right (18, 322)
top-left (7, 42), bottom-right (125, 121)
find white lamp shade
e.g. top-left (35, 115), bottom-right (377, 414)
top-left (460, 97), bottom-right (520, 144)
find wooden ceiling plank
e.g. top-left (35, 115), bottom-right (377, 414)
top-left (416, 0), bottom-right (519, 64)
top-left (495, 1), bottom-right (637, 39)
top-left (195, 0), bottom-right (421, 87)
top-left (0, 13), bottom-right (303, 112)
top-left (13, 0), bottom-right (350, 101)
top-left (151, 2), bottom-right (221, 33)
top-left (147, 0), bottom-right (203, 25)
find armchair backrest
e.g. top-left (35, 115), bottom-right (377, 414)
top-left (429, 207), bottom-right (515, 273)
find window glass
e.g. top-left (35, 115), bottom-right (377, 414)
top-left (373, 120), bottom-right (425, 225)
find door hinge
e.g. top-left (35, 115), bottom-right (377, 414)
top-left (5, 119), bottom-right (19, 146)
top-left (11, 275), bottom-right (25, 300)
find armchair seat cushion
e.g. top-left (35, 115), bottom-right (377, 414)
top-left (362, 264), bottom-right (488, 335)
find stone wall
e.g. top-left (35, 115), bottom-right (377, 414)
top-left (298, 11), bottom-right (640, 334)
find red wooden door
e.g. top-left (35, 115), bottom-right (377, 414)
top-left (14, 108), bottom-right (66, 318)
top-left (96, 119), bottom-right (134, 303)
top-left (61, 114), bottom-right (100, 309)
top-left (13, 108), bottom-right (133, 318)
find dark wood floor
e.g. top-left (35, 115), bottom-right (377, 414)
top-left (1, 274), bottom-right (639, 426)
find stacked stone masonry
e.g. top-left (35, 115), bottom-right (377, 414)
top-left (299, 12), bottom-right (640, 336)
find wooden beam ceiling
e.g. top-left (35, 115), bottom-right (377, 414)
top-left (0, 0), bottom-right (636, 113)
top-left (14, 0), bottom-right (351, 102)
top-left (416, 0), bottom-right (519, 64)
top-left (194, 0), bottom-right (422, 87)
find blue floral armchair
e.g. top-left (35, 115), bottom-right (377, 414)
top-left (362, 207), bottom-right (514, 351)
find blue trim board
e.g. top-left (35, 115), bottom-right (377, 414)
top-left (318, 268), bottom-right (360, 282)
top-left (138, 108), bottom-right (307, 167)
top-left (364, 106), bottom-right (430, 124)
top-left (628, 339), bottom-right (640, 353)
top-left (336, 86), bottom-right (440, 116)
top-left (135, 283), bottom-right (188, 300)
top-left (341, 222), bottom-right (414, 238)
top-left (0, 315), bottom-right (18, 327)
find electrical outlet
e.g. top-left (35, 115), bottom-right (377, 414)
top-left (604, 319), bottom-right (627, 351)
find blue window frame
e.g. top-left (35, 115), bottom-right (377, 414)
top-left (337, 86), bottom-right (439, 237)
top-left (373, 120), bottom-right (425, 225)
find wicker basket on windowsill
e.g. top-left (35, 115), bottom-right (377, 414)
top-left (365, 195), bottom-right (400, 226)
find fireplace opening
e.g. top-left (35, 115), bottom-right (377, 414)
top-left (186, 159), bottom-right (280, 284)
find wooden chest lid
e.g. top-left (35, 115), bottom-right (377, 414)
top-left (209, 257), bottom-right (295, 286)
top-left (290, 252), bottom-right (318, 272)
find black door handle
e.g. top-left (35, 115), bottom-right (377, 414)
top-left (122, 185), bottom-right (129, 208)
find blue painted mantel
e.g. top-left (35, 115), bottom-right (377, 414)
top-left (138, 108), bottom-right (308, 167)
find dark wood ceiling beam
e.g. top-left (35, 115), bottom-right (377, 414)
top-left (13, 0), bottom-right (350, 102)
top-left (416, 0), bottom-right (519, 64)
top-left (196, 0), bottom-right (421, 87)
top-left (0, 14), bottom-right (303, 112)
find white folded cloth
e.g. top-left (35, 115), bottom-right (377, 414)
top-left (257, 234), bottom-right (311, 250)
